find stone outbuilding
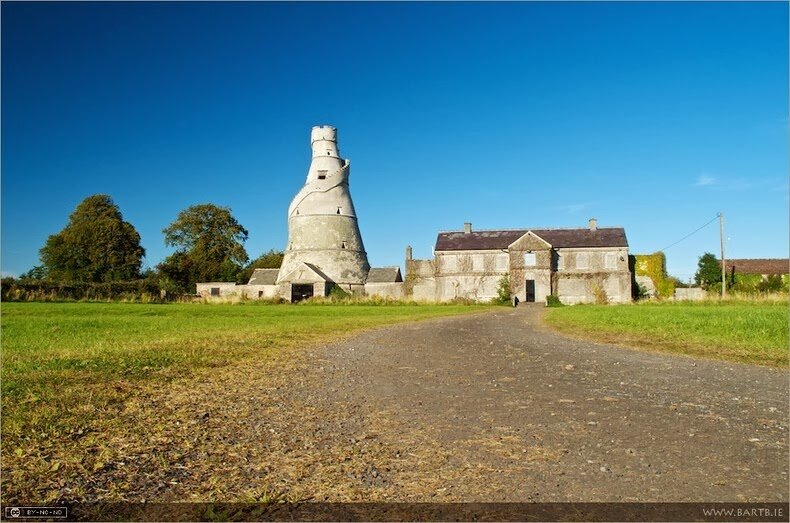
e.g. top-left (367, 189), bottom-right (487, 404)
top-left (406, 219), bottom-right (632, 304)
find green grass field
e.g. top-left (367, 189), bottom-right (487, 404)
top-left (1, 301), bottom-right (489, 503)
top-left (544, 300), bottom-right (789, 367)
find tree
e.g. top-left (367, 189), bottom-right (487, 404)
top-left (159, 204), bottom-right (249, 292)
top-left (236, 249), bottom-right (284, 283)
top-left (694, 252), bottom-right (722, 288)
top-left (39, 194), bottom-right (145, 282)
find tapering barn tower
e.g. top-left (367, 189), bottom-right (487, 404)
top-left (276, 125), bottom-right (370, 300)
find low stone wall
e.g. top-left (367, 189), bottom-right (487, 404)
top-left (674, 287), bottom-right (706, 301)
top-left (196, 282), bottom-right (240, 298)
top-left (365, 282), bottom-right (404, 299)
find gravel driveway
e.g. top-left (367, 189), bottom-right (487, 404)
top-left (82, 306), bottom-right (788, 513)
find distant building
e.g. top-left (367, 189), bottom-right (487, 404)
top-left (406, 219), bottom-right (632, 304)
top-left (719, 259), bottom-right (789, 279)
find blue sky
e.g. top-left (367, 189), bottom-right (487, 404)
top-left (2, 1), bottom-right (787, 281)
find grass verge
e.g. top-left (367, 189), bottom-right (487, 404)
top-left (1, 301), bottom-right (490, 503)
top-left (543, 300), bottom-right (788, 367)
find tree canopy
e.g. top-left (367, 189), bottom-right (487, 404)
top-left (158, 204), bottom-right (249, 292)
top-left (694, 252), bottom-right (722, 287)
top-left (39, 194), bottom-right (145, 282)
top-left (236, 249), bottom-right (284, 283)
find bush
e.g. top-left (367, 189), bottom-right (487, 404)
top-left (546, 295), bottom-right (564, 307)
top-left (493, 274), bottom-right (511, 305)
top-left (0, 277), bottom-right (165, 302)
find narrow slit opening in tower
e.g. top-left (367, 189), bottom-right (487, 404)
top-left (341, 241), bottom-right (347, 249)
top-left (336, 207), bottom-right (341, 214)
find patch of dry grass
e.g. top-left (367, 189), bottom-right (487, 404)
top-left (1, 302), bottom-right (490, 504)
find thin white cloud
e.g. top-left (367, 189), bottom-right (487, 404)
top-left (554, 202), bottom-right (594, 214)
top-left (693, 174), bottom-right (717, 187)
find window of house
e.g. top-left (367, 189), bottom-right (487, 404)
top-left (605, 253), bottom-right (617, 269)
top-left (317, 170), bottom-right (327, 179)
top-left (556, 253), bottom-right (564, 270)
top-left (443, 256), bottom-right (457, 272)
top-left (210, 287), bottom-right (220, 297)
top-left (472, 256), bottom-right (484, 272)
top-left (524, 252), bottom-right (537, 266)
top-left (576, 252), bottom-right (589, 269)
top-left (495, 254), bottom-right (508, 271)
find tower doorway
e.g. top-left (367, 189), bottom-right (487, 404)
top-left (291, 284), bottom-right (314, 303)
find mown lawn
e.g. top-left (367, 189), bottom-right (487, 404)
top-left (543, 300), bottom-right (789, 367)
top-left (1, 301), bottom-right (489, 503)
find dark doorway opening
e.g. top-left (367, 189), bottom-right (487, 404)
top-left (291, 284), bottom-right (314, 303)
top-left (525, 280), bottom-right (536, 302)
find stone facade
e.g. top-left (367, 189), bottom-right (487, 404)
top-left (406, 220), bottom-right (632, 304)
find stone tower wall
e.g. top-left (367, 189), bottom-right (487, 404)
top-left (278, 125), bottom-right (370, 286)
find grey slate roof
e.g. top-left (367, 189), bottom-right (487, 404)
top-left (248, 268), bottom-right (279, 285)
top-left (435, 227), bottom-right (628, 251)
top-left (366, 267), bottom-right (403, 283)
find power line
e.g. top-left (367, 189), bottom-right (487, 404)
top-left (657, 214), bottom-right (720, 252)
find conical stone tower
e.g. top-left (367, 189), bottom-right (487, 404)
top-left (277, 125), bottom-right (370, 297)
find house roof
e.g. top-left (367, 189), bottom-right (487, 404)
top-left (248, 268), bottom-right (279, 285)
top-left (367, 267), bottom-right (403, 283)
top-left (720, 258), bottom-right (789, 275)
top-left (435, 227), bottom-right (628, 251)
top-left (278, 262), bottom-right (332, 283)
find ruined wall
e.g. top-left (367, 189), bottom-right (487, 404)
top-left (196, 282), bottom-right (240, 298)
top-left (405, 258), bottom-right (437, 301)
top-left (431, 251), bottom-right (508, 301)
top-left (365, 282), bottom-right (405, 299)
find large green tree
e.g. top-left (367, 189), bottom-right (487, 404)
top-left (694, 252), bottom-right (722, 288)
top-left (39, 194), bottom-right (145, 282)
top-left (236, 249), bottom-right (284, 283)
top-left (158, 204), bottom-right (249, 292)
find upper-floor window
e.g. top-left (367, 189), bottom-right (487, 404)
top-left (576, 252), bottom-right (589, 269)
top-left (605, 253), bottom-right (617, 269)
top-left (495, 254), bottom-right (508, 271)
top-left (524, 252), bottom-right (536, 266)
top-left (443, 256), bottom-right (457, 272)
top-left (472, 256), bottom-right (484, 272)
top-left (317, 170), bottom-right (327, 180)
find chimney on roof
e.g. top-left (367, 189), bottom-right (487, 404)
top-left (405, 245), bottom-right (413, 261)
top-left (464, 222), bottom-right (472, 234)
top-left (588, 218), bottom-right (598, 231)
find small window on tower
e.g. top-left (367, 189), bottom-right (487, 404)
top-left (336, 207), bottom-right (341, 214)
top-left (341, 241), bottom-right (347, 249)
top-left (317, 170), bottom-right (327, 180)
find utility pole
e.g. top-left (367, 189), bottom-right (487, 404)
top-left (719, 212), bottom-right (726, 298)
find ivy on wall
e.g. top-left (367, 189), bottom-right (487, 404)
top-left (633, 252), bottom-right (675, 298)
